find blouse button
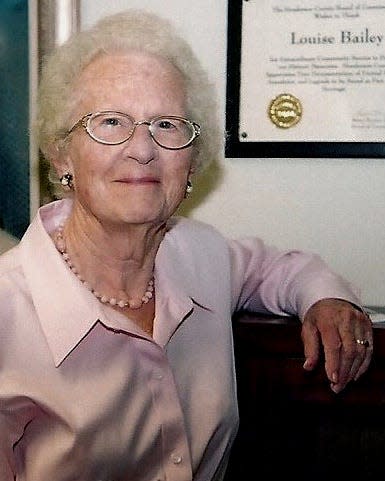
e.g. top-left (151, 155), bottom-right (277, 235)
top-left (170, 453), bottom-right (183, 464)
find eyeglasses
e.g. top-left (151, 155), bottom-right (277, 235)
top-left (66, 110), bottom-right (201, 150)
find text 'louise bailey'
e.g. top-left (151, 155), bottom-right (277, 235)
top-left (291, 28), bottom-right (383, 46)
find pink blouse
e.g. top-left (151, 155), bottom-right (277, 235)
top-left (0, 200), bottom-right (360, 481)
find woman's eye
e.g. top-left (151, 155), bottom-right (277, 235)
top-left (158, 120), bottom-right (175, 129)
top-left (102, 117), bottom-right (121, 127)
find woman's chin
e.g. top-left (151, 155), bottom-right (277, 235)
top-left (115, 209), bottom-right (166, 226)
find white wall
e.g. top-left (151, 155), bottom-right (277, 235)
top-left (81, 0), bottom-right (385, 306)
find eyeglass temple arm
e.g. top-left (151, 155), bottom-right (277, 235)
top-left (65, 114), bottom-right (92, 138)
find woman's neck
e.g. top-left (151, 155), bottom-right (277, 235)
top-left (57, 207), bottom-right (166, 307)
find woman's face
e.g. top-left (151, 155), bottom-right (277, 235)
top-left (58, 52), bottom-right (195, 227)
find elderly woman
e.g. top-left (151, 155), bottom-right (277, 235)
top-left (0, 9), bottom-right (372, 481)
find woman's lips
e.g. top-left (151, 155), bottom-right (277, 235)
top-left (114, 177), bottom-right (160, 184)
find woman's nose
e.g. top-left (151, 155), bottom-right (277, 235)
top-left (122, 122), bottom-right (155, 165)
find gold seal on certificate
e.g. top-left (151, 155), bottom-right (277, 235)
top-left (268, 94), bottom-right (302, 129)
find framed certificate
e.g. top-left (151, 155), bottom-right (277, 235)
top-left (225, 0), bottom-right (385, 158)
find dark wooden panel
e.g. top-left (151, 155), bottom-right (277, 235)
top-left (225, 311), bottom-right (385, 481)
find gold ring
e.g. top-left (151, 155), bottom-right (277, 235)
top-left (356, 339), bottom-right (370, 347)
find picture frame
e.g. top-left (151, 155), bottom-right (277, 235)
top-left (225, 1), bottom-right (385, 159)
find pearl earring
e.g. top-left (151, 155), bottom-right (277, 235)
top-left (60, 172), bottom-right (73, 189)
top-left (185, 180), bottom-right (193, 198)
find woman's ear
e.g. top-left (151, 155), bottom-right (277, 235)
top-left (47, 140), bottom-right (72, 178)
top-left (188, 163), bottom-right (196, 176)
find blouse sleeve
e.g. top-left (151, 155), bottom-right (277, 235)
top-left (0, 413), bottom-right (18, 479)
top-left (228, 237), bottom-right (361, 319)
top-left (0, 397), bottom-right (37, 479)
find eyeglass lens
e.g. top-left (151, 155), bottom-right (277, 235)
top-left (87, 112), bottom-right (196, 148)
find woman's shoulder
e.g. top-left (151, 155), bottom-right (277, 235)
top-left (164, 216), bottom-right (229, 260)
top-left (167, 216), bottom-right (225, 239)
top-left (0, 249), bottom-right (24, 297)
top-left (0, 243), bottom-right (21, 273)
top-left (160, 216), bottom-right (233, 302)
top-left (0, 247), bottom-right (27, 325)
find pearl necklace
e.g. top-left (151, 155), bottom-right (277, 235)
top-left (54, 226), bottom-right (154, 310)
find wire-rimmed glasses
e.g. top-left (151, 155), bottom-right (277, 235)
top-left (66, 110), bottom-right (201, 150)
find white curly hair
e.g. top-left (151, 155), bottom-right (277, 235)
top-left (36, 9), bottom-right (221, 194)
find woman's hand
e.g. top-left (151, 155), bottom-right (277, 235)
top-left (301, 298), bottom-right (373, 393)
